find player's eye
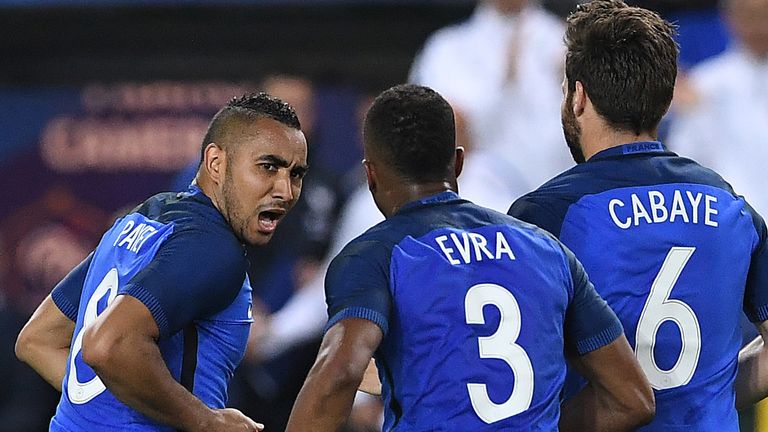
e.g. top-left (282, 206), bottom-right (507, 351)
top-left (259, 163), bottom-right (278, 172)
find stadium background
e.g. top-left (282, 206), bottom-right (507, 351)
top-left (0, 0), bottom-right (759, 430)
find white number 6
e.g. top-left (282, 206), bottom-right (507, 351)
top-left (635, 247), bottom-right (701, 390)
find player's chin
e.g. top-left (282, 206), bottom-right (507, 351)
top-left (244, 229), bottom-right (274, 247)
top-left (242, 219), bottom-right (277, 246)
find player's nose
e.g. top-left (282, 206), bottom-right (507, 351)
top-left (270, 170), bottom-right (294, 202)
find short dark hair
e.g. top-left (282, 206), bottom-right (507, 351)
top-left (364, 84), bottom-right (456, 183)
top-left (565, 0), bottom-right (678, 134)
top-left (200, 92), bottom-right (301, 162)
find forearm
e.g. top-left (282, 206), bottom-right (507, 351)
top-left (287, 318), bottom-right (380, 431)
top-left (358, 359), bottom-right (381, 396)
top-left (18, 345), bottom-right (70, 391)
top-left (736, 335), bottom-right (768, 410)
top-left (86, 335), bottom-right (215, 432)
top-left (560, 384), bottom-right (645, 432)
top-left (15, 295), bottom-right (75, 392)
top-left (286, 366), bottom-right (360, 432)
top-left (559, 336), bottom-right (654, 432)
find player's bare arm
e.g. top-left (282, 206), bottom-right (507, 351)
top-left (286, 317), bottom-right (383, 431)
top-left (358, 358), bottom-right (381, 396)
top-left (15, 294), bottom-right (75, 392)
top-left (560, 334), bottom-right (655, 432)
top-left (81, 295), bottom-right (263, 432)
top-left (735, 320), bottom-right (768, 410)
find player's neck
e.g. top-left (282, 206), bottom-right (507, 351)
top-left (194, 173), bottom-right (223, 212)
top-left (581, 124), bottom-right (657, 161)
top-left (382, 181), bottom-right (458, 218)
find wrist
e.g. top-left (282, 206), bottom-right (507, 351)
top-left (184, 404), bottom-right (218, 432)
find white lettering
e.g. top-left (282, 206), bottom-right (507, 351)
top-left (648, 191), bottom-right (668, 223)
top-left (117, 223), bottom-right (143, 251)
top-left (469, 233), bottom-right (495, 261)
top-left (632, 194), bottom-right (653, 226)
top-left (436, 235), bottom-right (461, 265)
top-left (132, 225), bottom-right (158, 252)
top-left (669, 190), bottom-right (689, 223)
top-left (113, 220), bottom-right (135, 246)
top-left (437, 231), bottom-right (516, 265)
top-left (450, 232), bottom-right (472, 264)
top-left (607, 189), bottom-right (719, 229)
top-left (495, 232), bottom-right (516, 260)
top-left (609, 199), bottom-right (631, 229)
top-left (705, 195), bottom-right (719, 227)
top-left (686, 191), bottom-right (702, 224)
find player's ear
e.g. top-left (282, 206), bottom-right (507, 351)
top-left (363, 159), bottom-right (377, 194)
top-left (573, 81), bottom-right (587, 117)
top-left (454, 146), bottom-right (465, 180)
top-left (203, 143), bottom-right (225, 186)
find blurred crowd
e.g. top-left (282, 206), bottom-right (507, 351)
top-left (1, 0), bottom-right (767, 430)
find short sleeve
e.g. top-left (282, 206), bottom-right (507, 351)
top-left (324, 240), bottom-right (392, 335)
top-left (119, 227), bottom-right (248, 337)
top-left (744, 204), bottom-right (768, 322)
top-left (508, 196), bottom-right (564, 238)
top-left (51, 252), bottom-right (94, 321)
top-left (562, 247), bottom-right (624, 356)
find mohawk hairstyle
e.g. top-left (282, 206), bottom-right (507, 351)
top-left (199, 92), bottom-right (301, 163)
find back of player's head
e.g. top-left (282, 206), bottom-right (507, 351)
top-left (565, 0), bottom-right (678, 134)
top-left (364, 84), bottom-right (456, 183)
top-left (200, 92), bottom-right (301, 163)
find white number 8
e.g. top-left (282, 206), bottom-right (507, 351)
top-left (67, 268), bottom-right (119, 404)
top-left (465, 283), bottom-right (534, 424)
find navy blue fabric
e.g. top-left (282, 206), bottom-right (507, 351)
top-left (49, 185), bottom-right (252, 431)
top-left (325, 191), bottom-right (621, 431)
top-left (509, 142), bottom-right (768, 431)
top-left (119, 224), bottom-right (248, 337)
top-left (51, 252), bottom-right (93, 321)
top-left (563, 249), bottom-right (623, 356)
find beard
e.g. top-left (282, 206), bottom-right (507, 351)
top-left (562, 91), bottom-right (586, 164)
top-left (221, 168), bottom-right (251, 245)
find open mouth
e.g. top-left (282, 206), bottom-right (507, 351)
top-left (257, 210), bottom-right (285, 234)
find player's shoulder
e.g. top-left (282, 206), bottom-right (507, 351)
top-left (335, 216), bottom-right (409, 263)
top-left (509, 165), bottom-right (587, 227)
top-left (420, 198), bottom-right (570, 260)
top-left (133, 188), bottom-right (230, 231)
top-left (129, 188), bottom-right (243, 259)
top-left (653, 152), bottom-right (740, 196)
top-left (534, 151), bottom-right (735, 197)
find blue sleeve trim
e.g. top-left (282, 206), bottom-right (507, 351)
top-left (120, 282), bottom-right (170, 336)
top-left (51, 289), bottom-right (79, 322)
top-left (747, 304), bottom-right (768, 323)
top-left (324, 306), bottom-right (389, 336)
top-left (575, 322), bottom-right (623, 355)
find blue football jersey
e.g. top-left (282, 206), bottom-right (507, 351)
top-left (509, 142), bottom-right (768, 431)
top-left (324, 191), bottom-right (622, 431)
top-left (49, 185), bottom-right (253, 431)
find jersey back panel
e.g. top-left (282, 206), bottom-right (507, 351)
top-left (509, 145), bottom-right (765, 431)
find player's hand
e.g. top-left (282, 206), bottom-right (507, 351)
top-left (206, 408), bottom-right (264, 431)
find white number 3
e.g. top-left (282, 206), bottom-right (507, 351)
top-left (465, 283), bottom-right (534, 424)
